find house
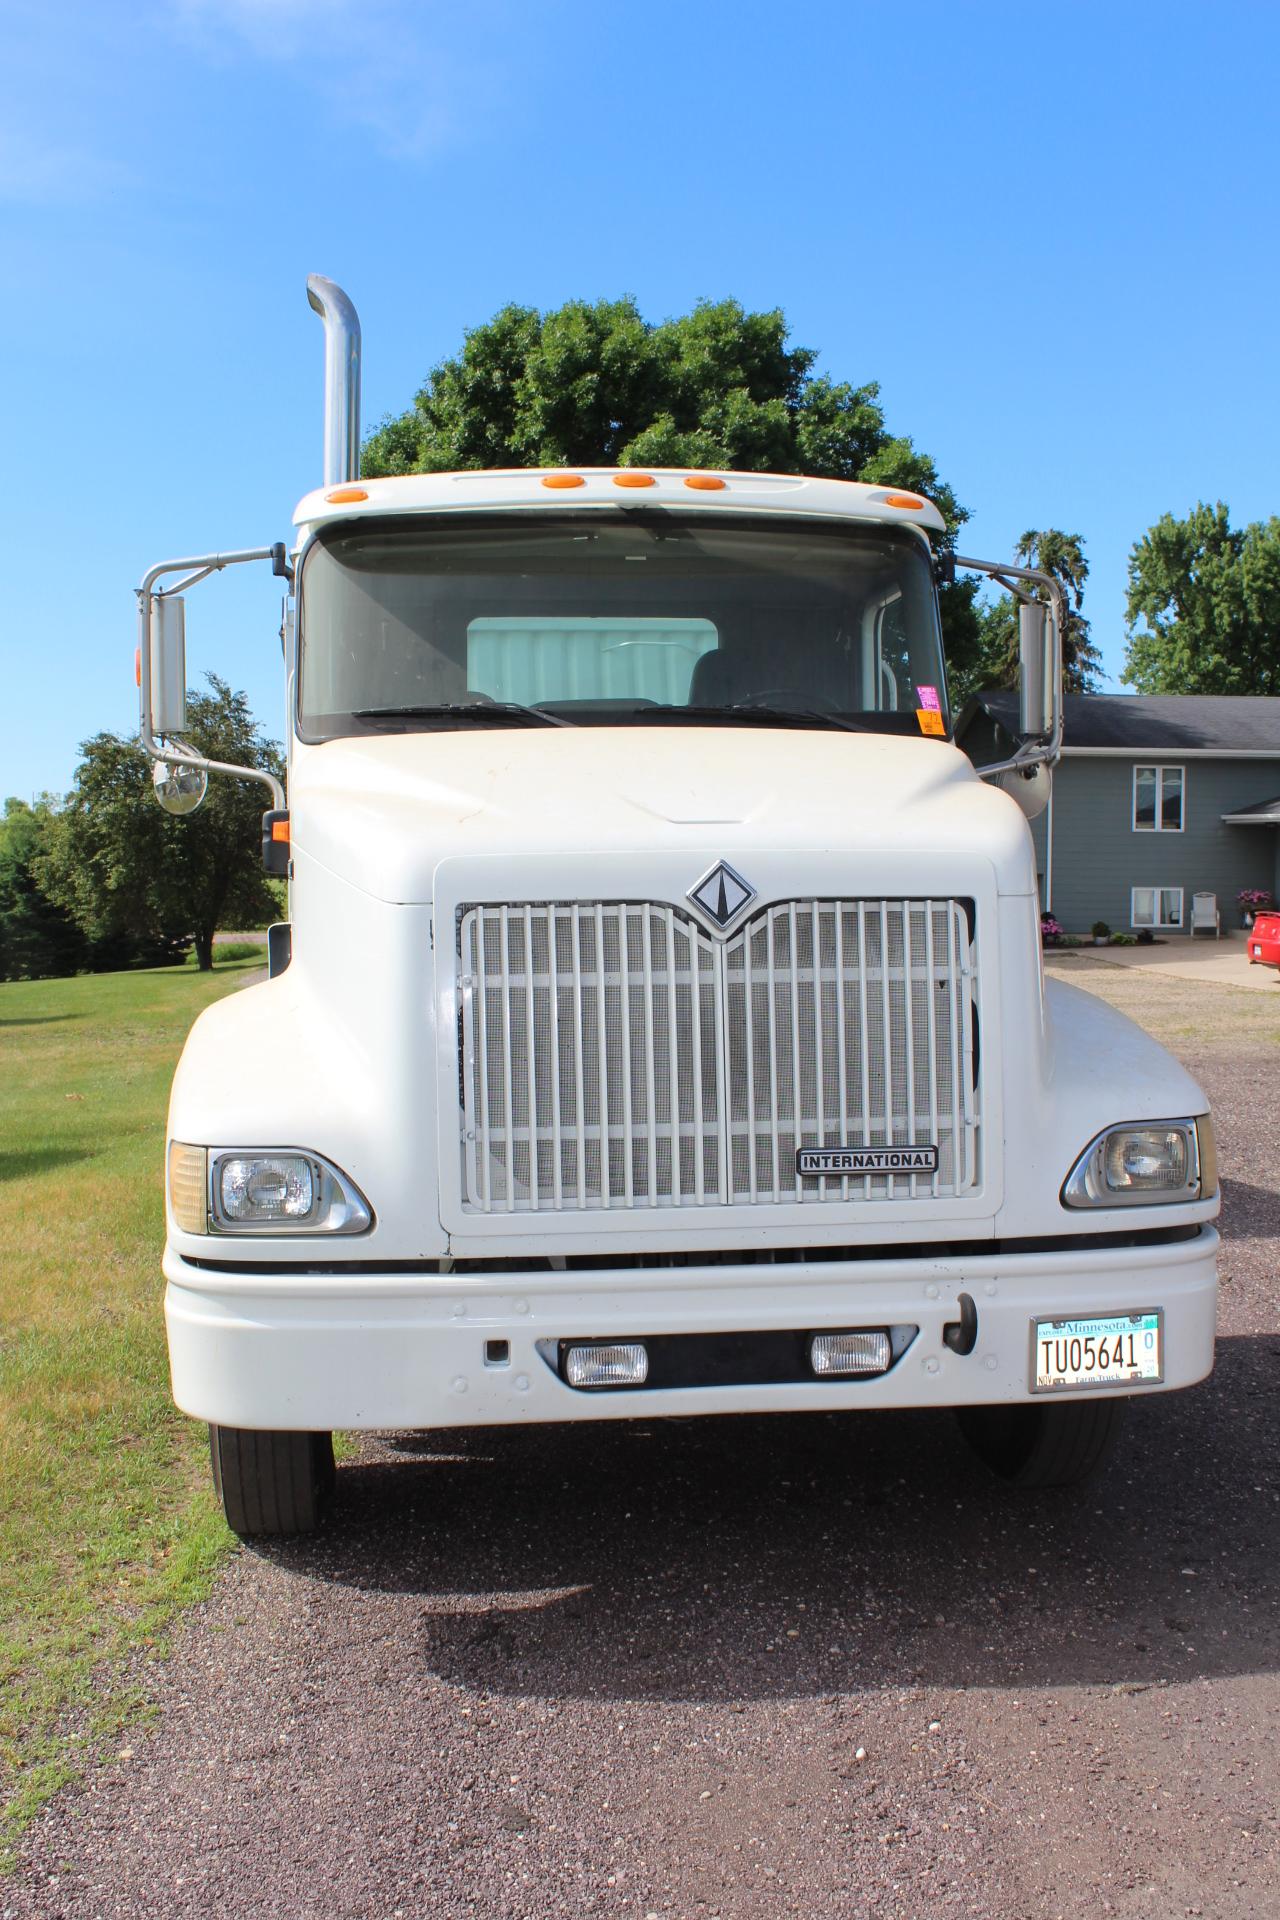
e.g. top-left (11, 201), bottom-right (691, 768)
top-left (958, 693), bottom-right (1280, 934)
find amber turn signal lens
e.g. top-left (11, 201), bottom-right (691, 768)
top-left (325, 487), bottom-right (368, 503)
top-left (271, 818), bottom-right (291, 844)
top-left (541, 473), bottom-right (585, 489)
top-left (613, 472), bottom-right (656, 488)
top-left (684, 475), bottom-right (727, 491)
top-left (882, 491), bottom-right (925, 509)
top-left (168, 1142), bottom-right (208, 1236)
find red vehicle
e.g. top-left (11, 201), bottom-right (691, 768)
top-left (1248, 911), bottom-right (1280, 970)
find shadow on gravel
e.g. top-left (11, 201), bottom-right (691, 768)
top-left (1218, 1176), bottom-right (1280, 1239)
top-left (260, 1332), bottom-right (1279, 1702)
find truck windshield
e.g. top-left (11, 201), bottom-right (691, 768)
top-left (297, 511), bottom-right (949, 739)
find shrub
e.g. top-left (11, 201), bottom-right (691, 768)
top-left (184, 940), bottom-right (264, 967)
top-left (1091, 920), bottom-right (1111, 939)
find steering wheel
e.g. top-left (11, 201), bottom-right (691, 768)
top-left (734, 687), bottom-right (843, 713)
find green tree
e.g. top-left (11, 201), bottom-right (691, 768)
top-left (362, 294), bottom-right (985, 687)
top-left (38, 678), bottom-right (283, 972)
top-left (1122, 502), bottom-right (1280, 693)
top-left (964, 529), bottom-right (1103, 700)
top-left (0, 797), bottom-right (90, 980)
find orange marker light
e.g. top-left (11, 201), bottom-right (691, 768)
top-left (271, 818), bottom-right (291, 843)
top-left (613, 472), bottom-right (656, 488)
top-left (325, 486), bottom-right (368, 503)
top-left (541, 473), bottom-right (585, 489)
top-left (134, 646), bottom-right (141, 688)
top-left (883, 491), bottom-right (925, 510)
top-left (685, 474), bottom-right (726, 491)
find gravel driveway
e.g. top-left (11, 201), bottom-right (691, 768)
top-left (8, 960), bottom-right (1279, 1919)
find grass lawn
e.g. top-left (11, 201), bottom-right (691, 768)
top-left (0, 958), bottom-right (262, 1868)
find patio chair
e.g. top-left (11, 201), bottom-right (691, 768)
top-left (1191, 892), bottom-right (1220, 938)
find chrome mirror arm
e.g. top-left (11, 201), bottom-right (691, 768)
top-left (136, 548), bottom-right (286, 811)
top-left (952, 553), bottom-right (1067, 777)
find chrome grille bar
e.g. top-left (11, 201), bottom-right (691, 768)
top-left (459, 897), bottom-right (979, 1213)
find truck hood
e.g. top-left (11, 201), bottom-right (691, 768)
top-left (288, 727), bottom-right (1037, 904)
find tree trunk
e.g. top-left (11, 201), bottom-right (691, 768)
top-left (194, 929), bottom-right (214, 971)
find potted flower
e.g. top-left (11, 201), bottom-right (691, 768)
top-left (1237, 887), bottom-right (1273, 930)
top-left (1091, 920), bottom-right (1111, 946)
top-left (1040, 912), bottom-right (1064, 947)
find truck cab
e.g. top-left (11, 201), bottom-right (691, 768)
top-left (141, 280), bottom-right (1219, 1536)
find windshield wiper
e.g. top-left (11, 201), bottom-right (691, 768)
top-left (620, 703), bottom-right (877, 734)
top-left (352, 702), bottom-right (574, 729)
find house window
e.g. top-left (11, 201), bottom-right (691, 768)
top-left (1131, 887), bottom-right (1183, 929)
top-left (1133, 765), bottom-right (1184, 831)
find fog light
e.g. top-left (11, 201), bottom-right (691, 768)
top-left (564, 1342), bottom-right (649, 1388)
top-left (809, 1330), bottom-right (892, 1377)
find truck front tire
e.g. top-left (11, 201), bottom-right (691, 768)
top-left (209, 1426), bottom-right (335, 1538)
top-left (956, 1397), bottom-right (1128, 1489)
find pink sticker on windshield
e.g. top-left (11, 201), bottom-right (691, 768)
top-left (916, 684), bottom-right (941, 711)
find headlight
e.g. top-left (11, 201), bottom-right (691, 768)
top-left (218, 1154), bottom-right (316, 1222)
top-left (211, 1150), bottom-right (371, 1233)
top-left (167, 1143), bottom-right (372, 1234)
top-left (1061, 1117), bottom-right (1212, 1208)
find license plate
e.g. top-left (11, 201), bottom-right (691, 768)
top-left (1030, 1310), bottom-right (1163, 1393)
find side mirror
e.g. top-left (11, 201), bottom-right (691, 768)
top-left (952, 549), bottom-right (1062, 781)
top-left (150, 595), bottom-right (188, 737)
top-left (1018, 601), bottom-right (1052, 739)
top-left (153, 758), bottom-right (208, 815)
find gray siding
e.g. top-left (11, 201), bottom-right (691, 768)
top-left (1042, 756), bottom-right (1280, 934)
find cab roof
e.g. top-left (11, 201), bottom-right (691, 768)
top-left (293, 467), bottom-right (948, 536)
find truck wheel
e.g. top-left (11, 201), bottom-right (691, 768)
top-left (209, 1426), bottom-right (335, 1538)
top-left (956, 1397), bottom-right (1128, 1489)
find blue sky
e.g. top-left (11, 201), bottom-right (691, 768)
top-left (3, 0), bottom-right (1277, 801)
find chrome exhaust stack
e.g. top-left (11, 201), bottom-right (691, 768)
top-left (306, 274), bottom-right (362, 486)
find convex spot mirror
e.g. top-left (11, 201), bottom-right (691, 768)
top-left (153, 758), bottom-right (208, 815)
top-left (995, 761), bottom-right (1051, 822)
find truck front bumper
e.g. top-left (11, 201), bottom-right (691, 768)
top-left (163, 1227), bottom-right (1219, 1431)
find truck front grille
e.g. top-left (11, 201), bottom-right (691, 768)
top-left (457, 898), bottom-right (978, 1214)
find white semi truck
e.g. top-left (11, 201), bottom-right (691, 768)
top-left (140, 277), bottom-right (1219, 1537)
